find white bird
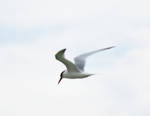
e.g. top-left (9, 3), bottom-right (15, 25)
top-left (55, 46), bottom-right (115, 84)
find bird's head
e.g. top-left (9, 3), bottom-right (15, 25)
top-left (58, 70), bottom-right (65, 84)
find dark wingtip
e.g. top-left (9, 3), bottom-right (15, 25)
top-left (55, 48), bottom-right (67, 59)
top-left (105, 46), bottom-right (116, 50)
top-left (57, 48), bottom-right (66, 54)
top-left (58, 48), bottom-right (66, 54)
top-left (61, 48), bottom-right (66, 52)
top-left (109, 46), bottom-right (115, 49)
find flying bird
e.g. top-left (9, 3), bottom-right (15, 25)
top-left (55, 46), bottom-right (115, 84)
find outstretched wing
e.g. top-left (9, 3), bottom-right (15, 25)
top-left (55, 49), bottom-right (80, 72)
top-left (74, 46), bottom-right (115, 71)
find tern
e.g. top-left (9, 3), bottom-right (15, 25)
top-left (55, 46), bottom-right (115, 84)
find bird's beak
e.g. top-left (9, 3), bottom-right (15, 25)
top-left (58, 76), bottom-right (63, 84)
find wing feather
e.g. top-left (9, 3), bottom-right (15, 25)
top-left (55, 49), bottom-right (80, 72)
top-left (74, 46), bottom-right (115, 71)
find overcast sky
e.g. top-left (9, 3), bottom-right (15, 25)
top-left (0, 0), bottom-right (150, 116)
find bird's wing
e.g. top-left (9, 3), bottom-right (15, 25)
top-left (74, 46), bottom-right (115, 71)
top-left (55, 49), bottom-right (80, 73)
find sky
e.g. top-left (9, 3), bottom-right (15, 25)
top-left (0, 0), bottom-right (150, 116)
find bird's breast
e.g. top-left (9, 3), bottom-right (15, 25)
top-left (63, 72), bottom-right (93, 79)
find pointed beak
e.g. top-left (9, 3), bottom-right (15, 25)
top-left (58, 76), bottom-right (63, 84)
top-left (58, 70), bottom-right (65, 85)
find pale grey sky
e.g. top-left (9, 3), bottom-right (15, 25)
top-left (0, 0), bottom-right (150, 116)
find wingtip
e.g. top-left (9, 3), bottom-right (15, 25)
top-left (63, 48), bottom-right (66, 51)
top-left (60, 48), bottom-right (66, 53)
top-left (56, 48), bottom-right (66, 54)
top-left (55, 48), bottom-right (67, 59)
top-left (108, 46), bottom-right (116, 49)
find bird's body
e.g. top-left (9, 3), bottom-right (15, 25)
top-left (62, 70), bottom-right (93, 79)
top-left (55, 46), bottom-right (115, 84)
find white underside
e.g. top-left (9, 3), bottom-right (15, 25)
top-left (63, 71), bottom-right (93, 79)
